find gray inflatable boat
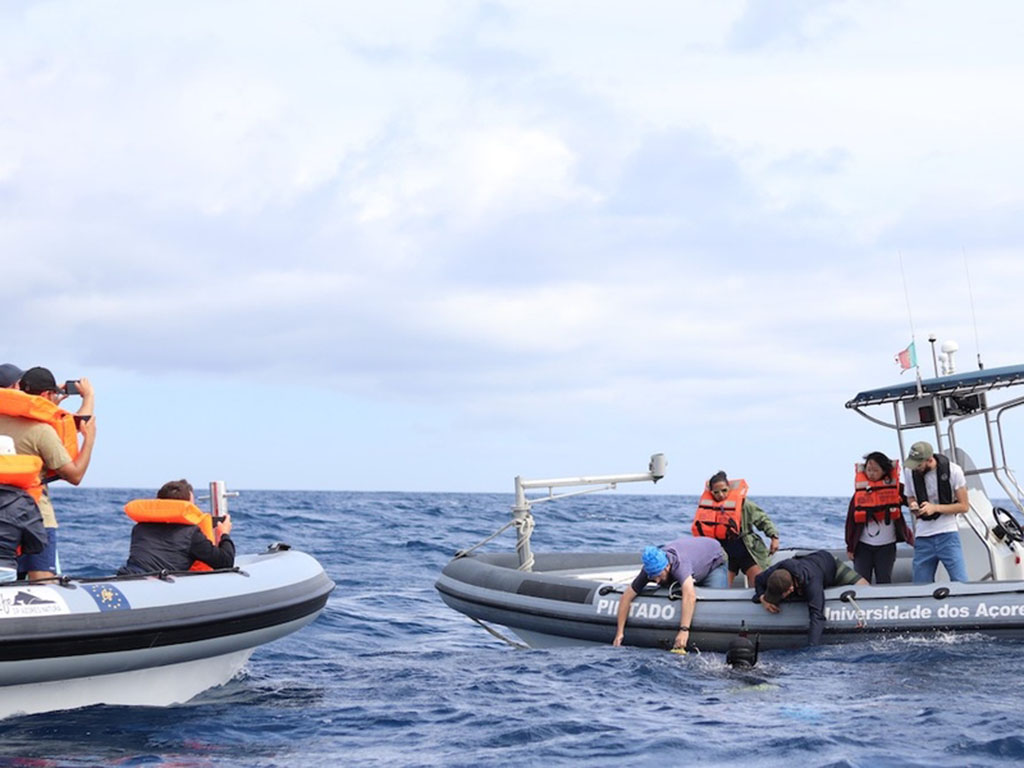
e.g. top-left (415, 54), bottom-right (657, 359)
top-left (0, 485), bottom-right (334, 719)
top-left (437, 547), bottom-right (1024, 651)
top-left (437, 359), bottom-right (1024, 652)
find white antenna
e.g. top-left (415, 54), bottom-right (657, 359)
top-left (898, 251), bottom-right (923, 395)
top-left (962, 247), bottom-right (983, 369)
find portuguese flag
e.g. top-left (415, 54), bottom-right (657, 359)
top-left (895, 341), bottom-right (917, 373)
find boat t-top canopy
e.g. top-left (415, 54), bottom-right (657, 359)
top-left (845, 363), bottom-right (1024, 408)
top-left (845, 361), bottom-right (1024, 525)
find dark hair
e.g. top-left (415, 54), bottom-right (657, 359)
top-left (764, 569), bottom-right (793, 604)
top-left (863, 451), bottom-right (893, 475)
top-left (708, 470), bottom-right (729, 489)
top-left (157, 479), bottom-right (193, 501)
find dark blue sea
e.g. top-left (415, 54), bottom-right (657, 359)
top-left (2, 488), bottom-right (1023, 767)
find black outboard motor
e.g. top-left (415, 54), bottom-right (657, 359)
top-left (725, 623), bottom-right (760, 668)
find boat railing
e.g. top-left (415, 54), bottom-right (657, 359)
top-left (507, 454), bottom-right (666, 571)
top-left (453, 455), bottom-right (667, 570)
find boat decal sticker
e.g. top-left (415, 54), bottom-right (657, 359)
top-left (0, 587), bottom-right (70, 618)
top-left (826, 600), bottom-right (1024, 624)
top-left (595, 597), bottom-right (676, 620)
top-left (82, 583), bottom-right (131, 611)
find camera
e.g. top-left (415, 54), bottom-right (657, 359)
top-left (63, 380), bottom-right (81, 395)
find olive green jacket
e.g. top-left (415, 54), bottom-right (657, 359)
top-left (739, 499), bottom-right (778, 570)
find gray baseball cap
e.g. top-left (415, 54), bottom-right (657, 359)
top-left (0, 363), bottom-right (24, 388)
top-left (905, 441), bottom-right (934, 469)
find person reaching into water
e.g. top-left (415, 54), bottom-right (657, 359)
top-left (119, 479), bottom-right (235, 574)
top-left (692, 471), bottom-right (780, 587)
top-left (752, 550), bottom-right (867, 645)
top-left (613, 536), bottom-right (727, 652)
top-left (845, 451), bottom-right (914, 583)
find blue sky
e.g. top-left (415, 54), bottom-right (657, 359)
top-left (4, 1), bottom-right (1024, 496)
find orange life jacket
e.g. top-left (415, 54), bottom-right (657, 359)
top-left (124, 499), bottom-right (218, 572)
top-left (692, 478), bottom-right (748, 541)
top-left (0, 389), bottom-right (79, 484)
top-left (853, 461), bottom-right (903, 524)
top-left (0, 454), bottom-right (45, 501)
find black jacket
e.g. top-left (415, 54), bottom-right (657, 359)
top-left (752, 550), bottom-right (841, 645)
top-left (119, 523), bottom-right (235, 574)
top-left (0, 485), bottom-right (47, 569)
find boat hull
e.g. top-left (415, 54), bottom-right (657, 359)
top-left (436, 551), bottom-right (1024, 650)
top-left (0, 547), bottom-right (334, 717)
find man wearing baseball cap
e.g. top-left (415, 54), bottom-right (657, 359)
top-left (0, 364), bottom-right (23, 389)
top-left (0, 366), bottom-right (96, 580)
top-left (903, 440), bottom-right (969, 583)
top-left (612, 536), bottom-right (727, 651)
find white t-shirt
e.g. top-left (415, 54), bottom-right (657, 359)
top-left (904, 461), bottom-right (967, 538)
top-left (860, 518), bottom-right (898, 546)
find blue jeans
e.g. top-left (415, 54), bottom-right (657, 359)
top-left (699, 563), bottom-right (729, 588)
top-left (913, 531), bottom-right (968, 583)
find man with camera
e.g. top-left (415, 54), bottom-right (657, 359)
top-left (0, 366), bottom-right (97, 580)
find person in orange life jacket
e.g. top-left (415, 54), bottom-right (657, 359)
top-left (0, 367), bottom-right (96, 582)
top-left (903, 441), bottom-right (969, 583)
top-left (119, 479), bottom-right (235, 574)
top-left (0, 435), bottom-right (48, 582)
top-left (693, 471), bottom-right (780, 587)
top-left (845, 451), bottom-right (914, 583)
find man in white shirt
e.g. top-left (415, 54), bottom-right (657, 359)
top-left (903, 441), bottom-right (969, 583)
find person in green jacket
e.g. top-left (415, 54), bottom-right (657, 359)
top-left (695, 470), bottom-right (780, 587)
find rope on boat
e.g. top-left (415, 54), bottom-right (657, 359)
top-left (515, 514), bottom-right (535, 572)
top-left (454, 520), bottom-right (517, 558)
top-left (469, 617), bottom-right (530, 650)
top-left (455, 514), bottom-right (536, 572)
top-left (0, 566), bottom-right (247, 589)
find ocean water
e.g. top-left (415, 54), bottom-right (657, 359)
top-left (2, 487), bottom-right (1024, 767)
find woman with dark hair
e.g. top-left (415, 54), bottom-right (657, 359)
top-left (692, 470), bottom-right (779, 587)
top-left (845, 451), bottom-right (914, 583)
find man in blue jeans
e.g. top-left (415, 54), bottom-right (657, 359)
top-left (612, 536), bottom-right (727, 651)
top-left (903, 441), bottom-right (970, 583)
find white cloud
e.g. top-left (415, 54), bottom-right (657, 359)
top-left (4, 1), bottom-right (1024, 492)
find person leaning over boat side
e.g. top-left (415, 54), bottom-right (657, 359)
top-left (612, 536), bottom-right (727, 651)
top-left (903, 441), bottom-right (969, 583)
top-left (0, 367), bottom-right (96, 581)
top-left (0, 436), bottom-right (48, 582)
top-left (752, 550), bottom-right (867, 645)
top-left (118, 479), bottom-right (234, 574)
top-left (845, 451), bottom-right (914, 584)
top-left (692, 470), bottom-right (780, 587)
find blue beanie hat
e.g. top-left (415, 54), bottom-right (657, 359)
top-left (642, 546), bottom-right (669, 578)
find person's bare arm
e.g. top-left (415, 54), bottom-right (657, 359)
top-left (55, 416), bottom-right (96, 485)
top-left (918, 486), bottom-right (969, 518)
top-left (613, 586), bottom-right (638, 646)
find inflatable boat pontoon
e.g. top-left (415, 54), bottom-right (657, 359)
top-left (0, 484), bottom-right (334, 718)
top-left (437, 352), bottom-right (1024, 652)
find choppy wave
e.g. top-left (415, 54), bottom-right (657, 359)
top-left (0, 488), bottom-right (1022, 766)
